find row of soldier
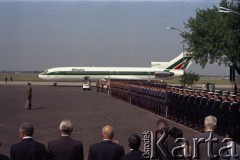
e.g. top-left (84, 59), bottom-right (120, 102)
top-left (107, 80), bottom-right (240, 136)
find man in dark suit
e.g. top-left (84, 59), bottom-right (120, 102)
top-left (45, 119), bottom-right (84, 160)
top-left (121, 134), bottom-right (148, 160)
top-left (192, 116), bottom-right (223, 160)
top-left (10, 122), bottom-right (46, 160)
top-left (0, 155), bottom-right (9, 160)
top-left (88, 125), bottom-right (124, 160)
top-left (26, 82), bottom-right (32, 110)
top-left (0, 142), bottom-right (9, 160)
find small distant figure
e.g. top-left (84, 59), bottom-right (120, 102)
top-left (10, 77), bottom-right (13, 82)
top-left (4, 77), bottom-right (7, 83)
top-left (10, 122), bottom-right (46, 160)
top-left (88, 125), bottom-right (125, 160)
top-left (0, 142), bottom-right (9, 160)
top-left (25, 82), bottom-right (32, 110)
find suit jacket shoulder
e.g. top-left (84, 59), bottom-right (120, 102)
top-left (193, 131), bottom-right (223, 160)
top-left (0, 154), bottom-right (9, 160)
top-left (121, 150), bottom-right (149, 160)
top-left (10, 138), bottom-right (46, 160)
top-left (46, 136), bottom-right (83, 160)
top-left (88, 141), bottom-right (124, 160)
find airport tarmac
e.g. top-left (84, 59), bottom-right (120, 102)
top-left (0, 83), bottom-right (199, 159)
top-left (0, 80), bottom-right (233, 89)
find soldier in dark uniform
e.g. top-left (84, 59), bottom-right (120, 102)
top-left (213, 92), bottom-right (221, 114)
top-left (148, 86), bottom-right (155, 113)
top-left (145, 86), bottom-right (152, 111)
top-left (166, 87), bottom-right (173, 119)
top-left (230, 94), bottom-right (239, 112)
top-left (177, 89), bottom-right (184, 123)
top-left (182, 89), bottom-right (189, 125)
top-left (151, 87), bottom-right (157, 113)
top-left (161, 88), bottom-right (168, 118)
top-left (152, 87), bottom-right (157, 114)
top-left (173, 88), bottom-right (180, 121)
top-left (206, 92), bottom-right (214, 116)
top-left (228, 94), bottom-right (240, 131)
top-left (237, 93), bottom-right (240, 102)
top-left (214, 90), bottom-right (222, 101)
top-left (220, 92), bottom-right (230, 136)
top-left (213, 92), bottom-right (222, 135)
top-left (168, 87), bottom-right (174, 120)
top-left (193, 90), bottom-right (201, 130)
top-left (199, 90), bottom-right (208, 130)
top-left (158, 87), bottom-right (164, 116)
top-left (187, 90), bottom-right (195, 128)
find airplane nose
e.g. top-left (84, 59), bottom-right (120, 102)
top-left (38, 74), bottom-right (43, 79)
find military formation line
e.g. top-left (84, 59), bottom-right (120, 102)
top-left (98, 80), bottom-right (240, 136)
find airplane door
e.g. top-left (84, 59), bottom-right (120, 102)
top-left (55, 71), bottom-right (59, 82)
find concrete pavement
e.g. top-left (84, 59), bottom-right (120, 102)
top-left (0, 84), bottom-right (198, 159)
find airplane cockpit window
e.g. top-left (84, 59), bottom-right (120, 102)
top-left (42, 70), bottom-right (48, 74)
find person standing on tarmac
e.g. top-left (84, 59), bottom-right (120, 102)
top-left (26, 82), bottom-right (32, 110)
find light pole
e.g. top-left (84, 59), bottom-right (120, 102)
top-left (219, 6), bottom-right (240, 92)
top-left (218, 6), bottom-right (240, 16)
top-left (167, 26), bottom-right (185, 54)
top-left (167, 26), bottom-right (184, 34)
top-left (167, 26), bottom-right (187, 78)
top-left (167, 26), bottom-right (186, 55)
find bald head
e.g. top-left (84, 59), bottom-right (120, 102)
top-left (102, 125), bottom-right (114, 140)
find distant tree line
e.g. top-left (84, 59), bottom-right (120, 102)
top-left (0, 70), bottom-right (42, 73)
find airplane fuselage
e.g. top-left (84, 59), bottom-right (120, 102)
top-left (38, 52), bottom-right (192, 81)
top-left (38, 66), bottom-right (182, 81)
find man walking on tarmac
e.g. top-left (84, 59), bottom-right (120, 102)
top-left (25, 82), bottom-right (32, 110)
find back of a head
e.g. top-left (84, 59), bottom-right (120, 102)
top-left (157, 119), bottom-right (169, 134)
top-left (169, 127), bottom-right (183, 139)
top-left (128, 134), bottom-right (141, 150)
top-left (59, 119), bottom-right (73, 135)
top-left (226, 127), bottom-right (240, 144)
top-left (102, 125), bottom-right (114, 140)
top-left (19, 122), bottom-right (34, 137)
top-left (204, 116), bottom-right (217, 130)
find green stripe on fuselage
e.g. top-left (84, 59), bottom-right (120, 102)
top-left (46, 71), bottom-right (155, 76)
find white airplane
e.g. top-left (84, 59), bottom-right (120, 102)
top-left (38, 52), bottom-right (192, 81)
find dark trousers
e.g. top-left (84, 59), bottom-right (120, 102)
top-left (28, 96), bottom-right (32, 110)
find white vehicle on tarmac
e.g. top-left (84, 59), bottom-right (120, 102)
top-left (82, 81), bottom-right (91, 90)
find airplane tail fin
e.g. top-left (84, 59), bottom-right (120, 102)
top-left (151, 52), bottom-right (192, 70)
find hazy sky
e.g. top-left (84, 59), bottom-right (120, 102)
top-left (0, 0), bottom-right (230, 75)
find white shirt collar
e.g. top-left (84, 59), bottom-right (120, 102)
top-left (61, 135), bottom-right (70, 137)
top-left (23, 136), bottom-right (32, 139)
